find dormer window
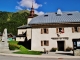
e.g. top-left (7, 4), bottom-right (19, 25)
top-left (67, 13), bottom-right (73, 16)
top-left (44, 15), bottom-right (48, 17)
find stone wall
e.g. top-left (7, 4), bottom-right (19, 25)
top-left (74, 49), bottom-right (80, 56)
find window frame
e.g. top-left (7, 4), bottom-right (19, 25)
top-left (41, 40), bottom-right (49, 46)
top-left (41, 28), bottom-right (49, 34)
top-left (56, 27), bottom-right (64, 33)
top-left (72, 27), bottom-right (80, 33)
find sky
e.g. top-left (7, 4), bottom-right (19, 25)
top-left (0, 0), bottom-right (80, 15)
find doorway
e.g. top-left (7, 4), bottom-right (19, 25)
top-left (57, 41), bottom-right (64, 51)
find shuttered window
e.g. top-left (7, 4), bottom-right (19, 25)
top-left (41, 40), bottom-right (49, 46)
top-left (41, 41), bottom-right (43, 46)
top-left (56, 27), bottom-right (64, 33)
top-left (72, 27), bottom-right (75, 33)
top-left (41, 29), bottom-right (43, 34)
top-left (72, 27), bottom-right (80, 33)
top-left (78, 27), bottom-right (80, 32)
top-left (56, 28), bottom-right (58, 33)
top-left (41, 28), bottom-right (49, 34)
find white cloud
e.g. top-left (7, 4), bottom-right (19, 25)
top-left (18, 0), bottom-right (42, 9)
top-left (34, 10), bottom-right (44, 15)
top-left (15, 6), bottom-right (23, 10)
top-left (16, 0), bottom-right (45, 15)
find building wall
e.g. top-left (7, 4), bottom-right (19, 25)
top-left (26, 28), bottom-right (31, 40)
top-left (31, 27), bottom-right (80, 51)
top-left (16, 37), bottom-right (25, 41)
top-left (27, 18), bottom-right (32, 24)
top-left (16, 29), bottom-right (27, 41)
top-left (17, 29), bottom-right (27, 35)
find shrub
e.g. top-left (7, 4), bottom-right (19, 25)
top-left (9, 44), bottom-right (20, 50)
top-left (50, 47), bottom-right (57, 52)
top-left (65, 47), bottom-right (73, 51)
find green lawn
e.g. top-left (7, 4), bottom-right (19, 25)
top-left (8, 41), bottom-right (42, 55)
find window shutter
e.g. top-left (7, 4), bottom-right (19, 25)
top-left (46, 28), bottom-right (49, 34)
top-left (47, 41), bottom-right (49, 46)
top-left (78, 27), bottom-right (80, 32)
top-left (62, 28), bottom-right (64, 33)
top-left (56, 28), bottom-right (58, 33)
top-left (72, 27), bottom-right (74, 33)
top-left (41, 28), bottom-right (43, 34)
top-left (41, 41), bottom-right (43, 46)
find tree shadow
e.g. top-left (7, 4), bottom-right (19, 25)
top-left (18, 37), bottom-right (31, 50)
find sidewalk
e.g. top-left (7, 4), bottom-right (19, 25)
top-left (0, 52), bottom-right (80, 58)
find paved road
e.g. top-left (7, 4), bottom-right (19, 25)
top-left (0, 55), bottom-right (80, 60)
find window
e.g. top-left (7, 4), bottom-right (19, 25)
top-left (74, 27), bottom-right (78, 32)
top-left (67, 13), bottom-right (73, 16)
top-left (59, 28), bottom-right (62, 32)
top-left (41, 28), bottom-right (49, 34)
top-left (44, 29), bottom-right (47, 33)
top-left (44, 15), bottom-right (48, 17)
top-left (41, 40), bottom-right (49, 46)
top-left (56, 28), bottom-right (64, 33)
top-left (72, 27), bottom-right (80, 33)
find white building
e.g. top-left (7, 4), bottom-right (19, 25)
top-left (16, 5), bottom-right (80, 51)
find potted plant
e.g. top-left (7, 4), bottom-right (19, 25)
top-left (50, 47), bottom-right (57, 52)
top-left (65, 47), bottom-right (73, 51)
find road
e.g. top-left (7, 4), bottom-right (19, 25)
top-left (0, 55), bottom-right (80, 60)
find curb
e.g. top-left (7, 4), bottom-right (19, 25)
top-left (0, 53), bottom-right (80, 58)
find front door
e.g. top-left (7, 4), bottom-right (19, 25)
top-left (57, 41), bottom-right (64, 51)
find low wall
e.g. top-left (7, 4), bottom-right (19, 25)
top-left (74, 49), bottom-right (80, 56)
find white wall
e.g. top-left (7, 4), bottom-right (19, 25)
top-left (18, 29), bottom-right (27, 35)
top-left (31, 27), bottom-right (80, 51)
top-left (31, 28), bottom-right (58, 51)
top-left (16, 29), bottom-right (27, 41)
top-left (27, 18), bottom-right (32, 24)
top-left (16, 37), bottom-right (25, 41)
top-left (26, 28), bottom-right (31, 40)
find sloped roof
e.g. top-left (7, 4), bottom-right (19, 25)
top-left (17, 25), bottom-right (31, 29)
top-left (29, 11), bottom-right (80, 24)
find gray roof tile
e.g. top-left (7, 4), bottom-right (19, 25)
top-left (29, 11), bottom-right (80, 24)
top-left (17, 25), bottom-right (31, 29)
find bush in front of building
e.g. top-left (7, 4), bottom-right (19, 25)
top-left (50, 47), bottom-right (57, 52)
top-left (65, 47), bottom-right (73, 51)
top-left (9, 44), bottom-right (20, 50)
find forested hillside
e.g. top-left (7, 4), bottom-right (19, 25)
top-left (0, 10), bottom-right (37, 35)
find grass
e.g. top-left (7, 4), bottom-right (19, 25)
top-left (14, 45), bottom-right (42, 55)
top-left (8, 41), bottom-right (42, 55)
